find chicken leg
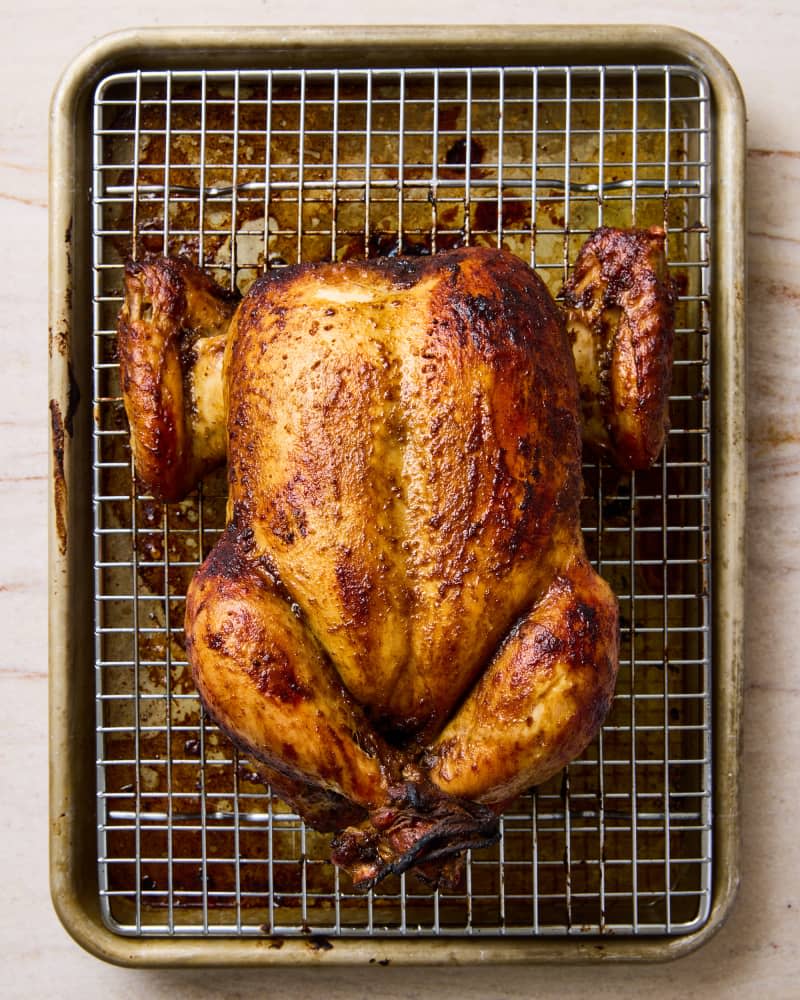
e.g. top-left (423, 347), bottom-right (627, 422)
top-left (185, 523), bottom-right (389, 813)
top-left (427, 554), bottom-right (618, 805)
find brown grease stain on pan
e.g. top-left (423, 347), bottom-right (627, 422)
top-left (50, 399), bottom-right (68, 556)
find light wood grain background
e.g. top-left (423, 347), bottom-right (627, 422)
top-left (3, 2), bottom-right (798, 996)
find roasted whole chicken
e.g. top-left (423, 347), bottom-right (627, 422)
top-left (117, 230), bottom-right (674, 888)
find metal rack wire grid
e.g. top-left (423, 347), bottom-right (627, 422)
top-left (91, 62), bottom-right (712, 939)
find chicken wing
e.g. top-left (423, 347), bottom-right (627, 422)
top-left (563, 226), bottom-right (676, 469)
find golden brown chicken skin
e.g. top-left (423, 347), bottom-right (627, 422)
top-left (117, 256), bottom-right (238, 501)
top-left (563, 226), bottom-right (676, 469)
top-left (146, 247), bottom-right (618, 888)
top-left (219, 251), bottom-right (589, 742)
top-left (118, 227), bottom-right (675, 495)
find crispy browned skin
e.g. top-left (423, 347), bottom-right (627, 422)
top-left (153, 247), bottom-right (618, 888)
top-left (563, 226), bottom-right (676, 469)
top-left (119, 229), bottom-right (674, 506)
top-left (186, 526), bottom-right (390, 812)
top-left (220, 251), bottom-right (589, 741)
top-left (427, 557), bottom-right (618, 803)
top-left (117, 256), bottom-right (239, 500)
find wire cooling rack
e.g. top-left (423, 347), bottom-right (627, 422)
top-left (90, 62), bottom-right (712, 938)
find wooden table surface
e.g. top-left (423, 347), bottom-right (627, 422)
top-left (3, 2), bottom-right (798, 996)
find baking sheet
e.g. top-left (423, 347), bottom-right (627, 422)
top-left (49, 25), bottom-right (745, 965)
